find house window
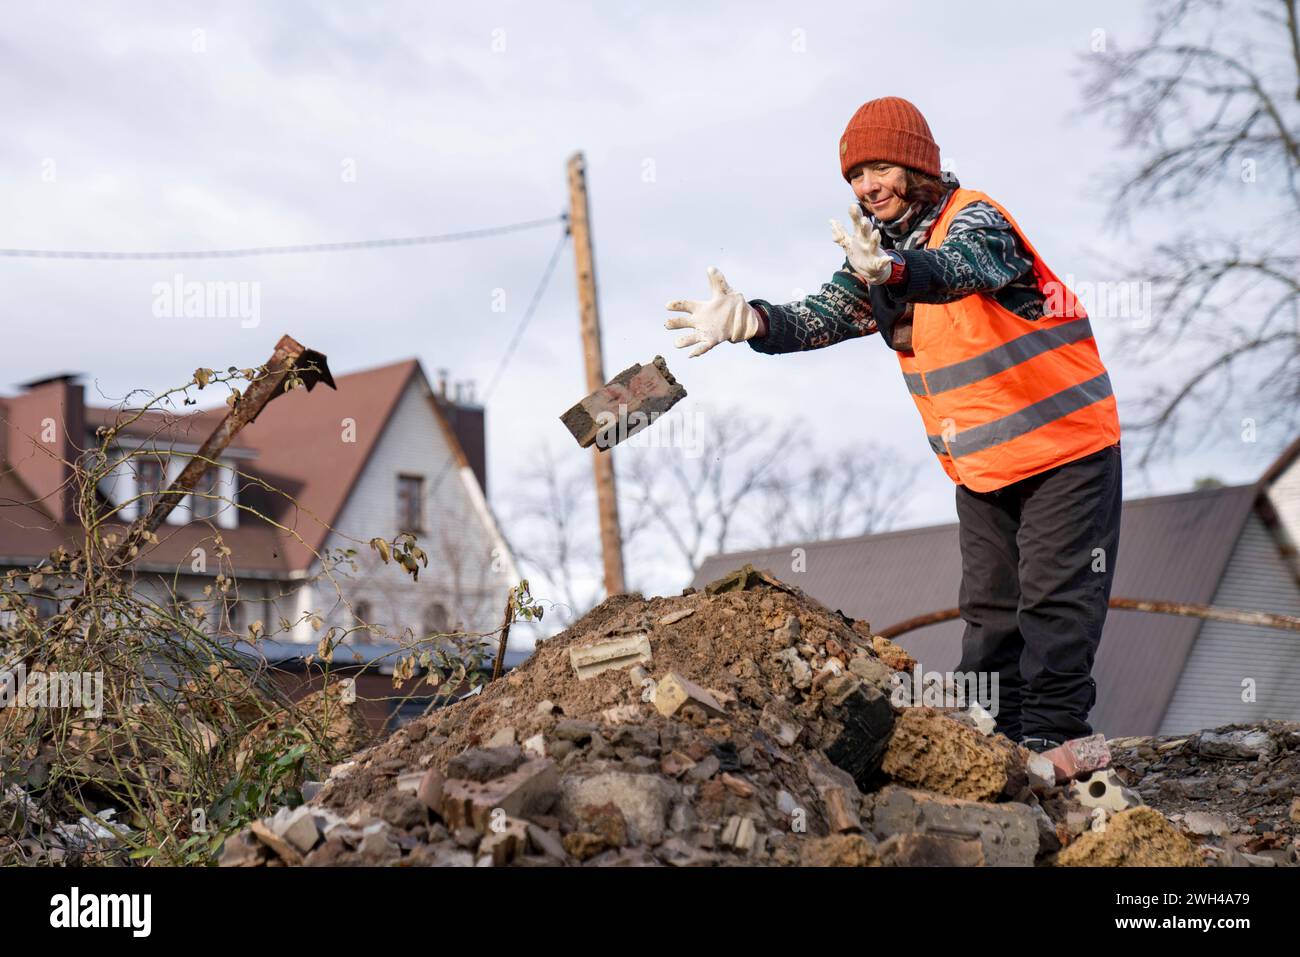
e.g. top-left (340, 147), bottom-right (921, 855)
top-left (423, 602), bottom-right (451, 636)
top-left (397, 475), bottom-right (424, 533)
top-left (136, 458), bottom-right (165, 518)
top-left (192, 465), bottom-right (221, 521)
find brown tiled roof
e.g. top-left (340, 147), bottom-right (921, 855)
top-left (693, 484), bottom-right (1262, 737)
top-left (235, 358), bottom-right (424, 571)
top-left (83, 406), bottom-right (258, 451)
top-left (0, 516), bottom-right (291, 577)
top-left (2, 356), bottom-right (473, 577)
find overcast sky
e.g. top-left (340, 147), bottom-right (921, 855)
top-left (0, 1), bottom-right (1286, 598)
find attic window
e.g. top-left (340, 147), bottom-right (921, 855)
top-left (192, 465), bottom-right (221, 521)
top-left (397, 475), bottom-right (424, 534)
top-left (424, 602), bottom-right (451, 636)
top-left (136, 458), bottom-right (165, 518)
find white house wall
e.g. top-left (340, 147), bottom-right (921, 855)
top-left (1268, 454), bottom-right (1300, 576)
top-left (291, 376), bottom-right (517, 650)
top-left (1157, 511), bottom-right (1300, 733)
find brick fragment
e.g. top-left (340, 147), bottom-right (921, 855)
top-left (560, 355), bottom-right (686, 450)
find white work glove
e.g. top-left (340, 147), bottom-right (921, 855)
top-left (830, 205), bottom-right (893, 284)
top-left (665, 266), bottom-right (762, 358)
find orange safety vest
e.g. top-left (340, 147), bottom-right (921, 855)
top-left (897, 189), bottom-right (1121, 492)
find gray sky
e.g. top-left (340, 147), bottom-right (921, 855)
top-left (0, 1), bottom-right (1285, 594)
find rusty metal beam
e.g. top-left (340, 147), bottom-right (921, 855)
top-left (875, 598), bottom-right (1300, 641)
top-left (109, 334), bottom-right (335, 567)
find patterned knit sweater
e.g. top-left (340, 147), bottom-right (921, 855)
top-left (748, 183), bottom-right (1045, 354)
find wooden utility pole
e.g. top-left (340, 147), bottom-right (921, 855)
top-left (566, 151), bottom-right (626, 596)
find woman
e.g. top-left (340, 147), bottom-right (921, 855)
top-left (665, 97), bottom-right (1122, 751)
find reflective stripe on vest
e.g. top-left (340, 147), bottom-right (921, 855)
top-left (926, 371), bottom-right (1114, 459)
top-left (904, 316), bottom-right (1098, 397)
top-left (899, 188), bottom-right (1121, 491)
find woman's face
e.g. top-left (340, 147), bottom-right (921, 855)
top-left (849, 161), bottom-right (909, 222)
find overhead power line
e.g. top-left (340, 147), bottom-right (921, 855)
top-left (0, 214), bottom-right (566, 261)
top-left (482, 229), bottom-right (570, 402)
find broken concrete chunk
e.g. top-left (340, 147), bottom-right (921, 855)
top-left (867, 785), bottom-right (1038, 867)
top-left (447, 746), bottom-right (525, 782)
top-left (878, 832), bottom-right (985, 867)
top-left (526, 822), bottom-right (570, 861)
top-left (559, 771), bottom-right (676, 846)
top-left (660, 751), bottom-right (696, 778)
top-left (965, 703), bottom-right (997, 735)
top-left (417, 768), bottom-right (445, 814)
top-left (1025, 752), bottom-right (1057, 794)
top-left (820, 672), bottom-right (859, 706)
top-left (657, 608), bottom-right (695, 626)
top-left (720, 815), bottom-right (758, 853)
top-left (1195, 729), bottom-right (1279, 762)
top-left (601, 704), bottom-right (645, 724)
top-left (249, 819), bottom-right (305, 865)
top-left (272, 806), bottom-right (322, 855)
top-left (772, 647), bottom-right (812, 690)
top-left (441, 758), bottom-right (559, 832)
top-left (759, 702), bottom-right (802, 747)
top-left (570, 634), bottom-right (653, 680)
top-left (395, 771), bottom-right (425, 795)
top-left (847, 655), bottom-right (896, 694)
top-left (552, 718), bottom-right (599, 744)
top-left (219, 830), bottom-right (269, 867)
top-left (653, 671), bottom-right (726, 719)
top-left (1070, 768), bottom-right (1142, 813)
top-left (685, 754), bottom-right (720, 783)
top-left (478, 816), bottom-right (529, 867)
top-left (804, 756), bottom-right (863, 834)
top-left (560, 355), bottom-right (687, 450)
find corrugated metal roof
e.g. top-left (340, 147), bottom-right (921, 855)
top-left (692, 484), bottom-right (1263, 737)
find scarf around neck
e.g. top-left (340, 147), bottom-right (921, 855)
top-left (867, 176), bottom-right (959, 251)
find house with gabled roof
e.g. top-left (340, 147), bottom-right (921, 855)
top-left (0, 356), bottom-right (522, 667)
top-left (693, 442), bottom-right (1300, 738)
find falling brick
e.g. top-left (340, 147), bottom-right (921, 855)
top-left (560, 355), bottom-right (686, 450)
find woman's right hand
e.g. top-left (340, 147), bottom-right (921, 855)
top-left (665, 266), bottom-right (762, 358)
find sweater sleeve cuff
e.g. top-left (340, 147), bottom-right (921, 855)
top-left (897, 249), bottom-right (939, 298)
top-left (746, 300), bottom-right (790, 354)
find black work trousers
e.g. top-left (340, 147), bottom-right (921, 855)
top-left (954, 442), bottom-right (1122, 744)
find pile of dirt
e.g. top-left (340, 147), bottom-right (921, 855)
top-left (218, 567), bottom-right (1300, 867)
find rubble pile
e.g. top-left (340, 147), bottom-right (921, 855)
top-left (0, 672), bottom-right (371, 865)
top-left (210, 566), bottom-right (1300, 867)
top-left (1104, 724), bottom-right (1300, 867)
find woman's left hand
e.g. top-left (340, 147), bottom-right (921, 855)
top-left (830, 205), bottom-right (893, 284)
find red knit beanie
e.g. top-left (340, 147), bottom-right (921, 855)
top-left (839, 97), bottom-right (940, 181)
